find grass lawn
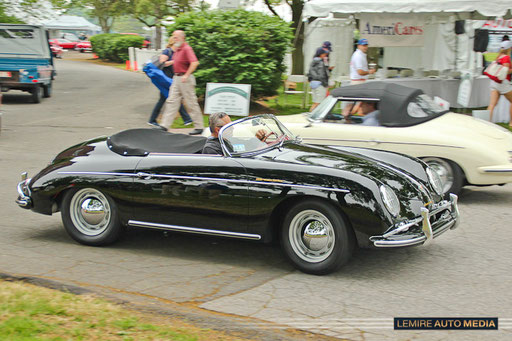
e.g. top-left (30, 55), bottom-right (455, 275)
top-left (0, 279), bottom-right (247, 341)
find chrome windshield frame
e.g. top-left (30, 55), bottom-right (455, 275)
top-left (218, 114), bottom-right (296, 158)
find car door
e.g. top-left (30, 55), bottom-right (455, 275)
top-left (129, 153), bottom-right (251, 235)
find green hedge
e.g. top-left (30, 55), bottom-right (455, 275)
top-left (90, 33), bottom-right (143, 62)
top-left (167, 9), bottom-right (293, 99)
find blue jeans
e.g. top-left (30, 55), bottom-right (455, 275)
top-left (149, 92), bottom-right (191, 124)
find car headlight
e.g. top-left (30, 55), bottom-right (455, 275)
top-left (426, 167), bottom-right (443, 195)
top-left (380, 185), bottom-right (400, 217)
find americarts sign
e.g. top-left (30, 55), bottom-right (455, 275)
top-left (360, 14), bottom-right (425, 47)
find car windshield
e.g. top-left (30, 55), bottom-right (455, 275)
top-left (308, 95), bottom-right (337, 121)
top-left (219, 115), bottom-right (295, 156)
top-left (407, 94), bottom-right (447, 118)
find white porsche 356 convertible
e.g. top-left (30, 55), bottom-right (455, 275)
top-left (279, 82), bottom-right (512, 195)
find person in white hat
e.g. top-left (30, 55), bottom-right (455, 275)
top-left (486, 40), bottom-right (512, 126)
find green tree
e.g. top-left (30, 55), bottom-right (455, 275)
top-left (263, 0), bottom-right (306, 74)
top-left (167, 9), bottom-right (293, 98)
top-left (0, 3), bottom-right (25, 23)
top-left (126, 0), bottom-right (203, 51)
top-left (1, 0), bottom-right (51, 23)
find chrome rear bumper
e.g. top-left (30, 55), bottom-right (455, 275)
top-left (370, 194), bottom-right (459, 248)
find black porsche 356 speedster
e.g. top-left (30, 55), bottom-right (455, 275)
top-left (16, 115), bottom-right (459, 274)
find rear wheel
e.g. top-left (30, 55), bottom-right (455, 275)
top-left (43, 82), bottom-right (52, 98)
top-left (281, 200), bottom-right (355, 275)
top-left (61, 188), bottom-right (124, 246)
top-left (421, 157), bottom-right (463, 196)
top-left (31, 85), bottom-right (43, 103)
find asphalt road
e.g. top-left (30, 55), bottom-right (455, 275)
top-left (1, 56), bottom-right (512, 340)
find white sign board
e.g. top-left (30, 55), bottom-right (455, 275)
top-left (360, 14), bottom-right (425, 47)
top-left (457, 70), bottom-right (473, 108)
top-left (204, 83), bottom-right (251, 116)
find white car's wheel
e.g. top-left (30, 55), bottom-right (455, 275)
top-left (281, 200), bottom-right (355, 275)
top-left (61, 188), bottom-right (124, 246)
top-left (422, 157), bottom-right (463, 195)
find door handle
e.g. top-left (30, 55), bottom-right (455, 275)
top-left (137, 172), bottom-right (152, 179)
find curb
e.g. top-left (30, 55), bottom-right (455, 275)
top-left (0, 272), bottom-right (335, 341)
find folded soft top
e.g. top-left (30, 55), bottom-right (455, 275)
top-left (107, 128), bottom-right (207, 156)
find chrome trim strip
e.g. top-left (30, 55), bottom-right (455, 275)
top-left (335, 97), bottom-right (381, 101)
top-left (58, 171), bottom-right (350, 193)
top-left (59, 171), bottom-right (139, 177)
top-left (149, 153), bottom-right (223, 157)
top-left (128, 220), bottom-right (261, 240)
top-left (304, 137), bottom-right (465, 149)
top-left (482, 169), bottom-right (512, 173)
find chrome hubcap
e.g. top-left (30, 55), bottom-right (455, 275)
top-left (303, 221), bottom-right (329, 251)
top-left (70, 189), bottom-right (111, 236)
top-left (289, 210), bottom-right (335, 263)
top-left (423, 158), bottom-right (453, 194)
top-left (80, 198), bottom-right (106, 225)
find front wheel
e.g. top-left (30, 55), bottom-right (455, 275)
top-left (281, 200), bottom-right (355, 275)
top-left (61, 188), bottom-right (124, 246)
top-left (421, 157), bottom-right (463, 196)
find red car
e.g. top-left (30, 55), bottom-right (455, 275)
top-left (49, 39), bottom-right (77, 50)
top-left (75, 41), bottom-right (92, 53)
top-left (49, 43), bottom-right (63, 58)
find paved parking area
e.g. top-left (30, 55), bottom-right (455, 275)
top-left (1, 58), bottom-right (511, 340)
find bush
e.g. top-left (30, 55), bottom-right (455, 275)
top-left (167, 9), bottom-right (293, 99)
top-left (90, 33), bottom-right (143, 62)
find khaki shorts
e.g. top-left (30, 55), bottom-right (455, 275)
top-left (312, 85), bottom-right (327, 103)
top-left (490, 80), bottom-right (512, 95)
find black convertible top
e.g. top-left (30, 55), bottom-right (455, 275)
top-left (107, 129), bottom-right (207, 156)
top-left (330, 82), bottom-right (443, 127)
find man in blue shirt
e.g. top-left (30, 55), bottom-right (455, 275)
top-left (360, 101), bottom-right (380, 126)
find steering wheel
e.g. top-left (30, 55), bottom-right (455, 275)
top-left (262, 131), bottom-right (278, 143)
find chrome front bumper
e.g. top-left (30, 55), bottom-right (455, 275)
top-left (16, 173), bottom-right (32, 208)
top-left (370, 194), bottom-right (459, 248)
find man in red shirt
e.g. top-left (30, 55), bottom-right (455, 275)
top-left (160, 30), bottom-right (204, 134)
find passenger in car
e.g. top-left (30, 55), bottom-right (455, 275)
top-left (202, 112), bottom-right (231, 154)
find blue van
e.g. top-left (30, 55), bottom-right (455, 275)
top-left (0, 24), bottom-right (55, 103)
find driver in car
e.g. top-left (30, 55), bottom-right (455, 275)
top-left (343, 101), bottom-right (380, 126)
top-left (202, 112), bottom-right (231, 154)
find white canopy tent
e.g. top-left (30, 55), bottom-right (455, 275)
top-left (43, 15), bottom-right (101, 37)
top-left (304, 0), bottom-right (512, 19)
top-left (302, 0), bottom-right (512, 78)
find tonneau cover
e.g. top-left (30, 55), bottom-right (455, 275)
top-left (107, 129), bottom-right (207, 156)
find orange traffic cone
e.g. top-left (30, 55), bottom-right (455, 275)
top-left (125, 60), bottom-right (131, 70)
top-left (93, 53), bottom-right (99, 59)
top-left (133, 61), bottom-right (138, 71)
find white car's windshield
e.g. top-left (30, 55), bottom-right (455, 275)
top-left (219, 115), bottom-right (295, 155)
top-left (309, 96), bottom-right (336, 121)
